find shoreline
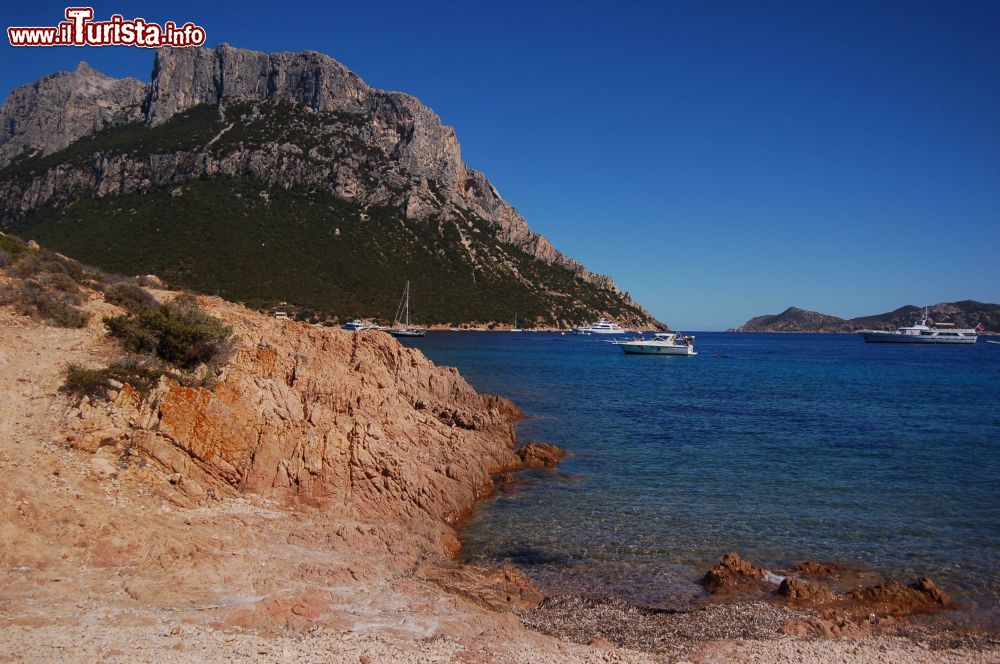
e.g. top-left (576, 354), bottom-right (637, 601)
top-left (454, 454), bottom-right (1000, 656)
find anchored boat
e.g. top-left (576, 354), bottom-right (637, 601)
top-left (859, 308), bottom-right (980, 344)
top-left (341, 319), bottom-right (378, 331)
top-left (574, 317), bottom-right (627, 335)
top-left (611, 332), bottom-right (697, 356)
top-left (388, 281), bottom-right (426, 337)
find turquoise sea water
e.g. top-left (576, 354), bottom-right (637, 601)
top-left (400, 332), bottom-right (1000, 619)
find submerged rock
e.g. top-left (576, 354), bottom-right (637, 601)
top-left (792, 561), bottom-right (845, 578)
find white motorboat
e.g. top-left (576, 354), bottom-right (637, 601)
top-left (342, 319), bottom-right (378, 331)
top-left (611, 332), bottom-right (697, 355)
top-left (574, 317), bottom-right (627, 334)
top-left (859, 308), bottom-right (980, 344)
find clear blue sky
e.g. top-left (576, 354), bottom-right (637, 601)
top-left (2, 1), bottom-right (998, 329)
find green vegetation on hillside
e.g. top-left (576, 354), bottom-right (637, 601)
top-left (10, 178), bottom-right (647, 326)
top-left (1, 98), bottom-right (653, 326)
top-left (0, 100), bottom-right (386, 184)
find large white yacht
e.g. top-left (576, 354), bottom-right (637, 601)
top-left (574, 317), bottom-right (627, 335)
top-left (859, 308), bottom-right (980, 344)
top-left (611, 332), bottom-right (697, 355)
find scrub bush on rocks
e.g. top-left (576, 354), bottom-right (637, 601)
top-left (103, 294), bottom-right (232, 370)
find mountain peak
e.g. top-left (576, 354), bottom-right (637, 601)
top-left (0, 44), bottom-right (660, 328)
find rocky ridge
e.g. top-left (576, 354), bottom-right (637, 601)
top-left (63, 289), bottom-right (528, 529)
top-left (0, 62), bottom-right (147, 167)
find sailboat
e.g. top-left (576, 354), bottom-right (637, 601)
top-left (388, 281), bottom-right (426, 337)
top-left (511, 313), bottom-right (522, 332)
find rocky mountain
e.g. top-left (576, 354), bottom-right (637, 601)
top-left (0, 44), bottom-right (659, 328)
top-left (737, 301), bottom-right (1000, 332)
top-left (0, 62), bottom-right (147, 166)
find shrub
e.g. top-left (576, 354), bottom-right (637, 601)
top-left (0, 249), bottom-right (11, 268)
top-left (136, 274), bottom-right (165, 289)
top-left (106, 353), bottom-right (165, 397)
top-left (7, 247), bottom-right (98, 286)
top-left (104, 294), bottom-right (232, 370)
top-left (60, 364), bottom-right (111, 400)
top-left (40, 272), bottom-right (83, 300)
top-left (61, 355), bottom-right (167, 402)
top-left (44, 298), bottom-right (91, 328)
top-left (103, 281), bottom-right (159, 313)
top-left (0, 233), bottom-right (25, 256)
top-left (0, 279), bottom-right (90, 328)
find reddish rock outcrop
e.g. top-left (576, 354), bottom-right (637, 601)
top-left (516, 442), bottom-right (565, 469)
top-left (792, 561), bottom-right (845, 578)
top-left (849, 578), bottom-right (953, 615)
top-left (778, 576), bottom-right (837, 604)
top-left (702, 552), bottom-right (769, 593)
top-left (703, 553), bottom-right (956, 625)
top-left (67, 296), bottom-right (524, 529)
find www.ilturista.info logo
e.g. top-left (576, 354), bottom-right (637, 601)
top-left (8, 7), bottom-right (206, 48)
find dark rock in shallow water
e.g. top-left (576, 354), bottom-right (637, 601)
top-left (850, 578), bottom-right (954, 615)
top-left (516, 442), bottom-right (565, 469)
top-left (791, 561), bottom-right (845, 578)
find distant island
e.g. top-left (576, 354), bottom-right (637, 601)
top-left (734, 301), bottom-right (1000, 333)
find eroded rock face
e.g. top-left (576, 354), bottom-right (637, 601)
top-left (68, 296), bottom-right (523, 526)
top-left (0, 62), bottom-right (147, 166)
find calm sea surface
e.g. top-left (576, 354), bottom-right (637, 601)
top-left (399, 332), bottom-right (1000, 618)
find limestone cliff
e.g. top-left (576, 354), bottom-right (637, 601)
top-left (0, 62), bottom-right (147, 166)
